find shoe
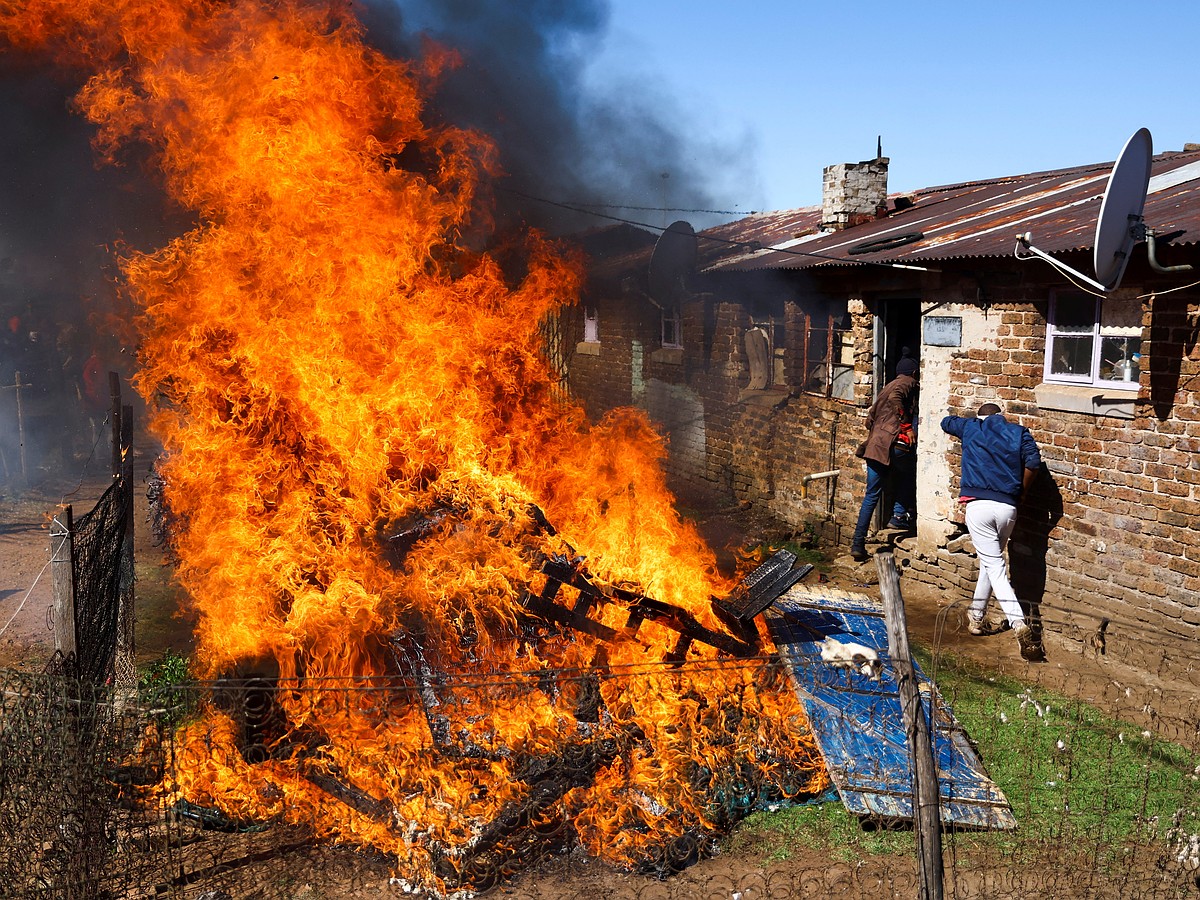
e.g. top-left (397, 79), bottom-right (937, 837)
top-left (967, 615), bottom-right (987, 636)
top-left (1014, 625), bottom-right (1045, 661)
top-left (850, 543), bottom-right (869, 562)
top-left (886, 516), bottom-right (915, 531)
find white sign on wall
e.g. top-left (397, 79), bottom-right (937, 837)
top-left (923, 316), bottom-right (962, 348)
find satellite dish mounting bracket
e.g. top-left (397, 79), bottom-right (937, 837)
top-left (1145, 228), bottom-right (1195, 275)
top-left (1014, 233), bottom-right (1115, 293)
top-left (1015, 127), bottom-right (1156, 294)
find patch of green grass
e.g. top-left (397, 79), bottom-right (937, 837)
top-left (728, 646), bottom-right (1200, 867)
top-left (730, 799), bottom-right (914, 863)
top-left (924, 650), bottom-right (1199, 856)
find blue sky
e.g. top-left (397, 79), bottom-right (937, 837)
top-left (583, 1), bottom-right (1200, 217)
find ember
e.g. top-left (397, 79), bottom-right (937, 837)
top-left (0, 0), bottom-right (829, 892)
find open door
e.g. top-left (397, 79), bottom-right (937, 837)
top-left (872, 297), bottom-right (922, 532)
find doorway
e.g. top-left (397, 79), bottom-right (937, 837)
top-left (872, 296), bottom-right (923, 534)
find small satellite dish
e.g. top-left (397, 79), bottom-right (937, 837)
top-left (1015, 127), bottom-right (1153, 293)
top-left (648, 220), bottom-right (697, 304)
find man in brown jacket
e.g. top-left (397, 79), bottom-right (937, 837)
top-left (850, 354), bottom-right (918, 561)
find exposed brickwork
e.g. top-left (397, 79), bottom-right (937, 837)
top-left (567, 262), bottom-right (1200, 682)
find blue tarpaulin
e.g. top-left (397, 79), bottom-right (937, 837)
top-left (765, 583), bottom-right (1016, 830)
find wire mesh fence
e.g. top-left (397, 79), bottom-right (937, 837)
top-left (1, 646), bottom-right (1197, 900)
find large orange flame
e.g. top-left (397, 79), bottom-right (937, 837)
top-left (0, 0), bottom-right (828, 890)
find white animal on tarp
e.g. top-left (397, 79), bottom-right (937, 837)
top-left (818, 637), bottom-right (883, 681)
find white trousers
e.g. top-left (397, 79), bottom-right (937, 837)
top-left (964, 499), bottom-right (1026, 629)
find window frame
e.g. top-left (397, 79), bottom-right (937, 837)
top-left (660, 304), bottom-right (682, 349)
top-left (582, 306), bottom-right (599, 343)
top-left (1043, 290), bottom-right (1143, 391)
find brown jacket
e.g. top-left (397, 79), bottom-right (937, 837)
top-left (862, 374), bottom-right (918, 465)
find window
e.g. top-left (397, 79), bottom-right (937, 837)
top-left (661, 305), bottom-right (682, 348)
top-left (1045, 291), bottom-right (1143, 389)
top-left (583, 306), bottom-right (599, 343)
top-left (798, 312), bottom-right (853, 400)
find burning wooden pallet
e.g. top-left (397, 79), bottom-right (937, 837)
top-left (517, 550), bottom-right (808, 662)
top-left (166, 515), bottom-right (823, 893)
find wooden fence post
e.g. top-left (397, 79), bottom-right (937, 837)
top-left (14, 369), bottom-right (27, 482)
top-left (50, 505), bottom-right (77, 665)
top-left (876, 550), bottom-right (944, 900)
top-left (114, 398), bottom-right (137, 693)
top-left (108, 371), bottom-right (122, 478)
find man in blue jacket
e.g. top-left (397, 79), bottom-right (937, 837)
top-left (941, 402), bottom-right (1045, 661)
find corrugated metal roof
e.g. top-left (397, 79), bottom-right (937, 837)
top-left (701, 150), bottom-right (1200, 273)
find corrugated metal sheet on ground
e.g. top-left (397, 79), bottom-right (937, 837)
top-left (765, 583), bottom-right (1017, 830)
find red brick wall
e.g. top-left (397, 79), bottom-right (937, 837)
top-left (565, 292), bottom-right (874, 542)
top-left (904, 290), bottom-right (1200, 674)
top-left (566, 268), bottom-right (1200, 681)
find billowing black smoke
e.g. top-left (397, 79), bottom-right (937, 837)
top-left (0, 1), bottom-right (754, 479)
top-left (359, 0), bottom-right (753, 235)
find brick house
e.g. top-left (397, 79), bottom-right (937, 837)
top-left (562, 141), bottom-right (1200, 672)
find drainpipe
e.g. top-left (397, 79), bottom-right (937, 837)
top-left (801, 469), bottom-right (840, 499)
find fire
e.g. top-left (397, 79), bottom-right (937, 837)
top-left (0, 0), bottom-right (828, 890)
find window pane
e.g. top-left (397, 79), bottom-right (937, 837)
top-left (1099, 336), bottom-right (1142, 383)
top-left (1053, 294), bottom-right (1097, 333)
top-left (1050, 335), bottom-right (1094, 376)
top-left (662, 307), bottom-right (681, 347)
top-left (1100, 299), bottom-right (1142, 332)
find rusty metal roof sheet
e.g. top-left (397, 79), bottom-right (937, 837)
top-left (701, 150), bottom-right (1200, 273)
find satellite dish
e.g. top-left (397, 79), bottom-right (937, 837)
top-left (1015, 127), bottom-right (1153, 293)
top-left (1093, 127), bottom-right (1152, 289)
top-left (648, 220), bottom-right (697, 304)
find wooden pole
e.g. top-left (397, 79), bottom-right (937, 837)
top-left (108, 371), bottom-right (122, 477)
top-left (876, 550), bottom-right (944, 900)
top-left (113, 401), bottom-right (138, 693)
top-left (50, 505), bottom-right (78, 665)
top-left (14, 370), bottom-right (26, 481)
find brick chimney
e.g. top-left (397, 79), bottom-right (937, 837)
top-left (821, 156), bottom-right (889, 230)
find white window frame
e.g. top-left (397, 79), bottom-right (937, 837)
top-left (1044, 290), bottom-right (1143, 391)
top-left (582, 306), bottom-right (599, 343)
top-left (661, 305), bottom-right (682, 349)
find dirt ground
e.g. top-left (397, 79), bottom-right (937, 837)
top-left (0, 457), bottom-right (191, 673)
top-left (2, 467), bottom-right (1197, 898)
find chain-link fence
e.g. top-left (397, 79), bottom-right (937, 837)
top-left (1, 647), bottom-right (1197, 899)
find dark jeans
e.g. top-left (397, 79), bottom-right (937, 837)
top-left (852, 445), bottom-right (916, 546)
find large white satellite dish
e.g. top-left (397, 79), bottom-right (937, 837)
top-left (1015, 127), bottom-right (1157, 293)
top-left (1093, 127), bottom-right (1152, 289)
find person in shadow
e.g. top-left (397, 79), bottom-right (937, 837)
top-left (849, 353), bottom-right (919, 561)
top-left (941, 401), bottom-right (1046, 661)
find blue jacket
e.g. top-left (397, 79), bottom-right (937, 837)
top-left (940, 414), bottom-right (1042, 505)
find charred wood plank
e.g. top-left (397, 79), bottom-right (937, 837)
top-left (519, 588), bottom-right (619, 642)
top-left (305, 771), bottom-right (396, 828)
top-left (625, 596), bottom-right (757, 659)
top-left (717, 550), bottom-right (812, 622)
